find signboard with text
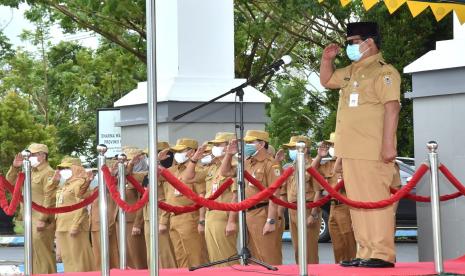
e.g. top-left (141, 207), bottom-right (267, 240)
top-left (97, 108), bottom-right (121, 158)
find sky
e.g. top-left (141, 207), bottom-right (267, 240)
top-left (0, 3), bottom-right (99, 51)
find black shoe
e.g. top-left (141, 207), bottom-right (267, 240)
top-left (359, 258), bottom-right (395, 268)
top-left (339, 258), bottom-right (363, 267)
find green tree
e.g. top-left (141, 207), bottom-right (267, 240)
top-left (0, 92), bottom-right (59, 173)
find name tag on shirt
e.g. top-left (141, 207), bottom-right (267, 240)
top-left (173, 189), bottom-right (182, 197)
top-left (349, 93), bottom-right (359, 107)
top-left (212, 183), bottom-right (219, 193)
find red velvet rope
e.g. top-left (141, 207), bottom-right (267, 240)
top-left (439, 164), bottom-right (465, 196)
top-left (0, 175), bottom-right (99, 214)
top-left (0, 174), bottom-right (25, 216)
top-left (125, 172), bottom-right (236, 214)
top-left (101, 165), bottom-right (148, 213)
top-left (307, 163), bottom-right (430, 209)
top-left (159, 167), bottom-right (294, 211)
top-left (390, 188), bottom-right (462, 202)
top-left (243, 171), bottom-right (344, 209)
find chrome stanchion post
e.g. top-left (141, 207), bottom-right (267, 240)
top-left (296, 142), bottom-right (307, 276)
top-left (21, 150), bottom-right (32, 276)
top-left (427, 141), bottom-right (444, 274)
top-left (117, 153), bottom-right (127, 269)
top-left (97, 144), bottom-right (110, 276)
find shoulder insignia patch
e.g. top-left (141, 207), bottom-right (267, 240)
top-left (47, 176), bottom-right (52, 182)
top-left (274, 168), bottom-right (281, 177)
top-left (383, 75), bottom-right (392, 86)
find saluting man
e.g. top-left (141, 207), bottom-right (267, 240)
top-left (320, 22), bottom-right (401, 268)
top-left (7, 143), bottom-right (56, 274)
top-left (220, 130), bottom-right (283, 265)
top-left (312, 133), bottom-right (357, 264)
top-left (281, 136), bottom-right (322, 264)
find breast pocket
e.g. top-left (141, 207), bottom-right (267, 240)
top-left (358, 78), bottom-right (378, 105)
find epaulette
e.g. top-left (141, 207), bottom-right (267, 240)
top-left (379, 60), bottom-right (387, 66)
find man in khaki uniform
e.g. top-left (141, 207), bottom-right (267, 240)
top-left (282, 136), bottom-right (322, 264)
top-left (160, 138), bottom-right (208, 268)
top-left (120, 147), bottom-right (148, 269)
top-left (6, 143), bottom-right (56, 274)
top-left (140, 142), bottom-right (177, 268)
top-left (89, 158), bottom-right (120, 269)
top-left (220, 130), bottom-right (282, 265)
top-left (312, 133), bottom-right (357, 264)
top-left (183, 133), bottom-right (239, 266)
top-left (320, 22), bottom-right (401, 268)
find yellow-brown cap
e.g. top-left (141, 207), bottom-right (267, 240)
top-left (325, 132), bottom-right (336, 144)
top-left (57, 156), bottom-right (82, 168)
top-left (143, 142), bottom-right (170, 154)
top-left (243, 130), bottom-right (269, 143)
top-left (27, 143), bottom-right (48, 154)
top-left (282, 135), bottom-right (311, 148)
top-left (170, 138), bottom-right (198, 152)
top-left (123, 147), bottom-right (144, 160)
top-left (208, 132), bottom-right (235, 144)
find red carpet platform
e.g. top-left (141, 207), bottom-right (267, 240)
top-left (37, 255), bottom-right (465, 276)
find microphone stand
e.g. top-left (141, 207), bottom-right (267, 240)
top-left (173, 61), bottom-right (286, 271)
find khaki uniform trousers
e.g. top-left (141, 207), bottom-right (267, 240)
top-left (91, 226), bottom-right (120, 269)
top-left (116, 221), bottom-right (148, 269)
top-left (329, 203), bottom-right (357, 263)
top-left (144, 220), bottom-right (178, 268)
top-left (289, 208), bottom-right (320, 264)
top-left (246, 206), bottom-right (282, 265)
top-left (169, 212), bottom-right (209, 268)
top-left (57, 231), bottom-right (95, 272)
top-left (204, 210), bottom-right (238, 266)
top-left (32, 221), bottom-right (56, 274)
top-left (342, 159), bottom-right (397, 263)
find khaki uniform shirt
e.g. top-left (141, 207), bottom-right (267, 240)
top-left (161, 163), bottom-right (206, 219)
top-left (139, 172), bottom-right (170, 226)
top-left (318, 159), bottom-right (344, 193)
top-left (327, 53), bottom-right (401, 160)
top-left (55, 178), bottom-right (90, 232)
top-left (244, 154), bottom-right (281, 202)
top-left (284, 158), bottom-right (322, 203)
top-left (204, 158), bottom-right (237, 203)
top-left (89, 187), bottom-right (118, 232)
top-left (6, 162), bottom-right (55, 222)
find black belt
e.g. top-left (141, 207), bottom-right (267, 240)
top-left (247, 202), bottom-right (269, 211)
top-left (330, 199), bottom-right (343, 205)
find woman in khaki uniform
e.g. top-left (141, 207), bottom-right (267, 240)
top-left (281, 136), bottom-right (322, 264)
top-left (55, 160), bottom-right (95, 272)
top-left (183, 133), bottom-right (239, 267)
top-left (119, 147), bottom-right (148, 269)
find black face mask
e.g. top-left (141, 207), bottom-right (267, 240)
top-left (159, 151), bottom-right (174, 169)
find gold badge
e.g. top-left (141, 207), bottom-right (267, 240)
top-left (274, 168), bottom-right (281, 177)
top-left (383, 75), bottom-right (392, 85)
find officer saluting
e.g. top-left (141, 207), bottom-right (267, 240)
top-left (320, 22), bottom-right (401, 268)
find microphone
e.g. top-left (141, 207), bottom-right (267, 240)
top-left (270, 55), bottom-right (292, 70)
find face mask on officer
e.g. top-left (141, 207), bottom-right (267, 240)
top-left (59, 169), bottom-right (73, 185)
top-left (29, 156), bottom-right (41, 168)
top-left (328, 147), bottom-right (335, 157)
top-left (288, 149), bottom-right (297, 161)
top-left (346, 38), bottom-right (370, 62)
top-left (200, 154), bottom-right (213, 165)
top-left (244, 143), bottom-right (258, 157)
top-left (174, 151), bottom-right (189, 164)
top-left (212, 146), bottom-right (225, 157)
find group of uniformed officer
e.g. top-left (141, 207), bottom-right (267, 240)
top-left (4, 20), bottom-right (401, 273)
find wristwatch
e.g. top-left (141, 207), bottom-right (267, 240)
top-left (198, 220), bottom-right (205, 226)
top-left (266, 218), bottom-right (276, 225)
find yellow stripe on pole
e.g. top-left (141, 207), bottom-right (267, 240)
top-left (340, 0), bottom-right (352, 7)
top-left (384, 0), bottom-right (407, 14)
top-left (429, 3), bottom-right (453, 21)
top-left (406, 1), bottom-right (430, 18)
top-left (362, 0), bottom-right (379, 11)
